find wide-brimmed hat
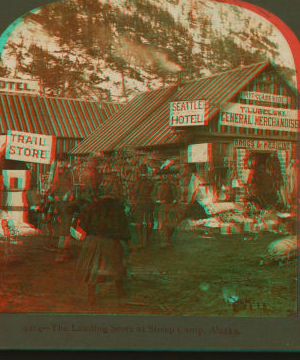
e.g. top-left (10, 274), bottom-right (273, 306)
top-left (138, 164), bottom-right (149, 176)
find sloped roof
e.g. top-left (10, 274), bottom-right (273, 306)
top-left (70, 85), bottom-right (179, 154)
top-left (0, 93), bottom-right (124, 138)
top-left (70, 61), bottom-right (281, 154)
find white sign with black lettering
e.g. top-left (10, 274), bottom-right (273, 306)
top-left (0, 77), bottom-right (40, 95)
top-left (220, 102), bottom-right (299, 132)
top-left (240, 91), bottom-right (290, 104)
top-left (233, 139), bottom-right (292, 151)
top-left (5, 130), bottom-right (56, 164)
top-left (170, 100), bottom-right (208, 127)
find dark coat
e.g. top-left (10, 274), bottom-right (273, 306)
top-left (134, 177), bottom-right (155, 211)
top-left (78, 196), bottom-right (130, 241)
top-left (75, 196), bottom-right (131, 285)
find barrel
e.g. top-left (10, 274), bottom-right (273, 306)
top-left (1, 170), bottom-right (31, 223)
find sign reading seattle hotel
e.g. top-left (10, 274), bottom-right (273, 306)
top-left (220, 102), bottom-right (299, 132)
top-left (5, 130), bottom-right (56, 164)
top-left (0, 77), bottom-right (40, 95)
top-left (170, 100), bottom-right (208, 127)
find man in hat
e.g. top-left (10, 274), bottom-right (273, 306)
top-left (133, 164), bottom-right (155, 248)
top-left (50, 154), bottom-right (75, 262)
top-left (152, 168), bottom-right (180, 248)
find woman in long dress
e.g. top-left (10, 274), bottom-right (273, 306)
top-left (74, 195), bottom-right (131, 305)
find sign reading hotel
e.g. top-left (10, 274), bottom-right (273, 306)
top-left (188, 143), bottom-right (211, 163)
top-left (0, 77), bottom-right (40, 95)
top-left (5, 130), bottom-right (56, 164)
top-left (233, 139), bottom-right (292, 151)
top-left (240, 91), bottom-right (291, 104)
top-left (220, 102), bottom-right (299, 132)
top-left (170, 100), bottom-right (208, 127)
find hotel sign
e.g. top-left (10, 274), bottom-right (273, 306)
top-left (240, 91), bottom-right (290, 104)
top-left (0, 77), bottom-right (40, 95)
top-left (5, 130), bottom-right (56, 164)
top-left (220, 102), bottom-right (299, 132)
top-left (170, 100), bottom-right (208, 127)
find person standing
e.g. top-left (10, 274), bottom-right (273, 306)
top-left (250, 154), bottom-right (280, 210)
top-left (41, 187), bottom-right (57, 251)
top-left (50, 157), bottom-right (75, 262)
top-left (74, 195), bottom-right (131, 305)
top-left (133, 164), bottom-right (154, 248)
top-left (152, 169), bottom-right (180, 248)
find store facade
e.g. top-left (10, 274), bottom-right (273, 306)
top-left (0, 78), bottom-right (124, 222)
top-left (70, 61), bottom-right (298, 211)
top-left (177, 63), bottom-right (298, 210)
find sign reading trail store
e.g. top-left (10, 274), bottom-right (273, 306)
top-left (0, 77), bottom-right (40, 95)
top-left (170, 100), bottom-right (208, 127)
top-left (5, 130), bottom-right (56, 164)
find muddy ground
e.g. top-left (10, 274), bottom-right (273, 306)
top-left (0, 228), bottom-right (296, 316)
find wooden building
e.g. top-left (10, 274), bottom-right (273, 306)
top-left (70, 61), bottom-right (299, 208)
top-left (0, 91), bottom-right (123, 184)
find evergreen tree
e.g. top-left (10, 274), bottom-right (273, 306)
top-left (2, 0), bottom-right (285, 99)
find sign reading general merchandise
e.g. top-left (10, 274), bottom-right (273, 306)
top-left (240, 91), bottom-right (290, 104)
top-left (233, 139), bottom-right (292, 151)
top-left (170, 100), bottom-right (208, 127)
top-left (0, 77), bottom-right (40, 95)
top-left (5, 130), bottom-right (56, 164)
top-left (220, 102), bottom-right (299, 132)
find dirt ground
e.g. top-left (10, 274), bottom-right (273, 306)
top-left (0, 227), bottom-right (297, 316)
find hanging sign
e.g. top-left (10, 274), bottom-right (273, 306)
top-left (188, 143), bottom-right (212, 163)
top-left (5, 130), bottom-right (56, 164)
top-left (240, 91), bottom-right (291, 104)
top-left (0, 77), bottom-right (40, 95)
top-left (0, 135), bottom-right (7, 159)
top-left (170, 100), bottom-right (208, 127)
top-left (220, 102), bottom-right (299, 132)
top-left (233, 138), bottom-right (292, 151)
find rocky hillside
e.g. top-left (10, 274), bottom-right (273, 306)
top-left (1, 0), bottom-right (294, 102)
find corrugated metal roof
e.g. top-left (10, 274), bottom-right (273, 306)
top-left (0, 94), bottom-right (124, 138)
top-left (70, 61), bottom-right (273, 154)
top-left (71, 86), bottom-right (179, 154)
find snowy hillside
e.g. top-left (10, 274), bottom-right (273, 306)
top-left (0, 0), bottom-right (295, 102)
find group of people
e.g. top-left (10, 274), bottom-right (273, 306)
top-left (39, 161), bottom-right (130, 305)
top-left (38, 153), bottom-right (188, 305)
top-left (35, 149), bottom-right (297, 306)
top-left (134, 163), bottom-right (186, 248)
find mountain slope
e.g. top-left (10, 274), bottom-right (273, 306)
top-left (1, 0), bottom-right (294, 102)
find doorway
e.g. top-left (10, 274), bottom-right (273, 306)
top-left (248, 151), bottom-right (282, 209)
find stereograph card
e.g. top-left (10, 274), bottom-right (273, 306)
top-left (0, 0), bottom-right (298, 351)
